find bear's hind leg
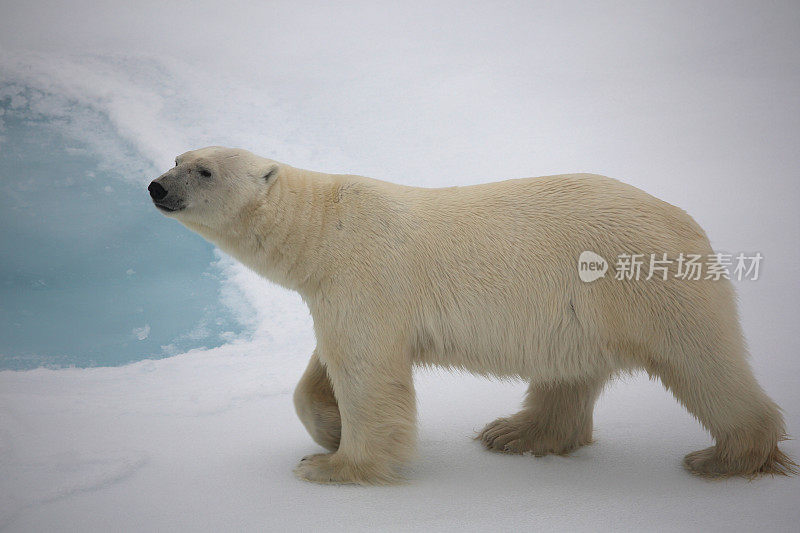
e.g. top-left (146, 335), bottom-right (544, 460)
top-left (648, 333), bottom-right (797, 477)
top-left (293, 349), bottom-right (341, 451)
top-left (478, 375), bottom-right (607, 455)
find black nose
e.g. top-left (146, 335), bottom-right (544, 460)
top-left (148, 181), bottom-right (168, 201)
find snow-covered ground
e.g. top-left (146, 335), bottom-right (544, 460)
top-left (1, 1), bottom-right (799, 530)
top-left (2, 356), bottom-right (798, 531)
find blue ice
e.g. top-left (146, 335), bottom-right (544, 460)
top-left (0, 104), bottom-right (243, 370)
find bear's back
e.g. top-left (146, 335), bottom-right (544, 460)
top-left (393, 173), bottom-right (712, 271)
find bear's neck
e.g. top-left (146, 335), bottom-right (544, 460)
top-left (198, 165), bottom-right (340, 297)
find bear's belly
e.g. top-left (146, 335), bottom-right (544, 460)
top-left (410, 301), bottom-right (618, 382)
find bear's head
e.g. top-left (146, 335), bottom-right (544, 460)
top-left (148, 146), bottom-right (279, 229)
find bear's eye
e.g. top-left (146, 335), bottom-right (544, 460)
top-left (174, 160), bottom-right (178, 167)
top-left (198, 169), bottom-right (212, 178)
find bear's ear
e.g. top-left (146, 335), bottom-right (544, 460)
top-left (262, 163), bottom-right (280, 182)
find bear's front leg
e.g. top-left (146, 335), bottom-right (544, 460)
top-left (293, 349), bottom-right (341, 451)
top-left (293, 338), bottom-right (416, 485)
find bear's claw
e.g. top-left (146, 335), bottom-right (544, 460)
top-left (683, 445), bottom-right (799, 478)
top-left (293, 452), bottom-right (403, 485)
top-left (477, 415), bottom-right (591, 456)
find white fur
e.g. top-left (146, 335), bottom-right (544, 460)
top-left (151, 146), bottom-right (795, 484)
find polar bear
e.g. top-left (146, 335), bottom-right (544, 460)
top-left (149, 146), bottom-right (795, 484)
